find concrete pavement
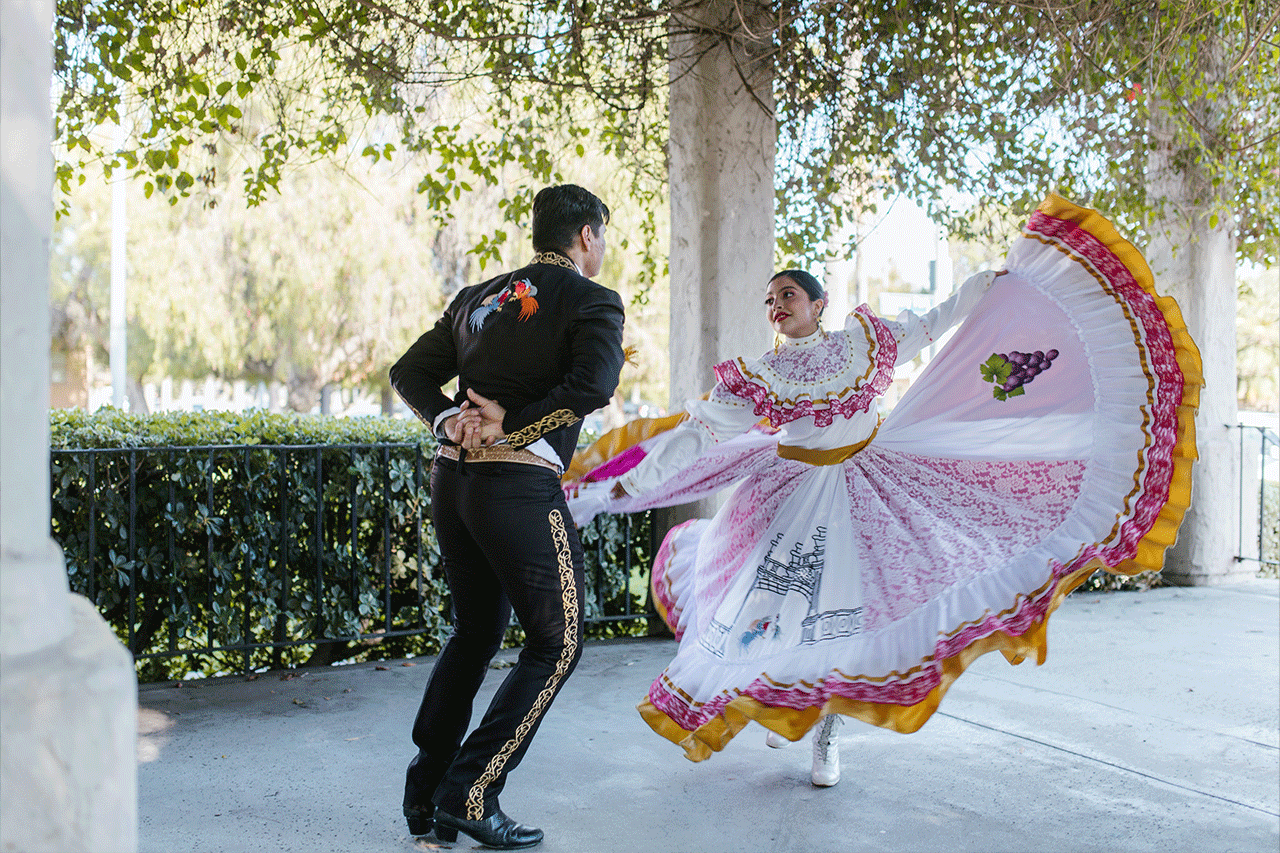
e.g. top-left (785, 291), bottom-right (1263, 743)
top-left (136, 580), bottom-right (1279, 853)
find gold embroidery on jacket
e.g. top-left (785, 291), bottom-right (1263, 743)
top-left (506, 408), bottom-right (580, 448)
top-left (397, 393), bottom-right (436, 431)
top-left (464, 510), bottom-right (579, 819)
top-left (531, 252), bottom-right (579, 273)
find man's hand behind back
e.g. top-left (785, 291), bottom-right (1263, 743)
top-left (446, 388), bottom-right (508, 450)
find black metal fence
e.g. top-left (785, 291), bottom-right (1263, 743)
top-left (50, 443), bottom-right (654, 681)
top-left (1236, 424), bottom-right (1280, 575)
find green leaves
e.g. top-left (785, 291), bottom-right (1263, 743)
top-left (50, 408), bottom-right (653, 680)
top-left (51, 0), bottom-right (675, 274)
top-left (51, 410), bottom-right (439, 679)
top-left (51, 0), bottom-right (1275, 358)
top-left (979, 353), bottom-right (1012, 384)
top-left (360, 142), bottom-right (395, 163)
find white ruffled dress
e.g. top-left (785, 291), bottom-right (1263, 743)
top-left (566, 196), bottom-right (1201, 760)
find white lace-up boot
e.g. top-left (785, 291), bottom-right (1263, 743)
top-left (810, 714), bottom-right (842, 787)
top-left (765, 729), bottom-right (789, 749)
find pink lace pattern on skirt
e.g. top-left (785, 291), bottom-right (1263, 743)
top-left (648, 453), bottom-right (1087, 729)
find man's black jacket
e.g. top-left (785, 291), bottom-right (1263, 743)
top-left (390, 256), bottom-right (625, 469)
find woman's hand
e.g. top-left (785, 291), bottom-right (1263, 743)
top-left (566, 481), bottom-right (616, 528)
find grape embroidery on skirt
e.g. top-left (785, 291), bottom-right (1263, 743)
top-left (979, 348), bottom-right (1060, 400)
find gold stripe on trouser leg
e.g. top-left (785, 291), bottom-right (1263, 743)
top-left (464, 510), bottom-right (580, 820)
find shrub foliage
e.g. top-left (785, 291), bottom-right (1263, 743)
top-left (50, 409), bottom-right (652, 681)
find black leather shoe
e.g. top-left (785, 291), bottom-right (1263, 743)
top-left (434, 808), bottom-right (543, 850)
top-left (404, 805), bottom-right (434, 836)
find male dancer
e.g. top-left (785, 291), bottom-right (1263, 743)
top-left (390, 184), bottom-right (624, 850)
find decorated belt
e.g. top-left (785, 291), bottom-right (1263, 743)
top-left (436, 443), bottom-right (562, 474)
top-left (776, 422), bottom-right (880, 466)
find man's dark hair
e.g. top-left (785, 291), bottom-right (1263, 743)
top-left (531, 185), bottom-right (610, 253)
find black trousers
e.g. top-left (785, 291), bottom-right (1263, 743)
top-left (405, 456), bottom-right (585, 821)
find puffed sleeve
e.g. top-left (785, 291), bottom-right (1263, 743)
top-left (616, 374), bottom-right (762, 497)
top-left (882, 270), bottom-right (999, 365)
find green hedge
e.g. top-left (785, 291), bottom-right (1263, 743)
top-left (50, 409), bottom-right (652, 682)
top-left (51, 407), bottom-right (436, 448)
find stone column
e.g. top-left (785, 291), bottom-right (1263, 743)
top-left (1146, 209), bottom-right (1244, 584)
top-left (1145, 83), bottom-right (1247, 585)
top-left (660, 0), bottom-right (775, 531)
top-left (667, 0), bottom-right (775, 406)
top-left (1, 1), bottom-right (139, 849)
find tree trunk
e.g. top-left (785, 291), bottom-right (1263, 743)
top-left (667, 0), bottom-right (775, 406)
top-left (126, 376), bottom-right (149, 414)
top-left (285, 363), bottom-right (321, 414)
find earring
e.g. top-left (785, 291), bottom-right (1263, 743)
top-left (818, 317), bottom-right (828, 339)
top-left (774, 332), bottom-right (783, 354)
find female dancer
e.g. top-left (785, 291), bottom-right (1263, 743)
top-left (566, 195), bottom-right (1201, 788)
